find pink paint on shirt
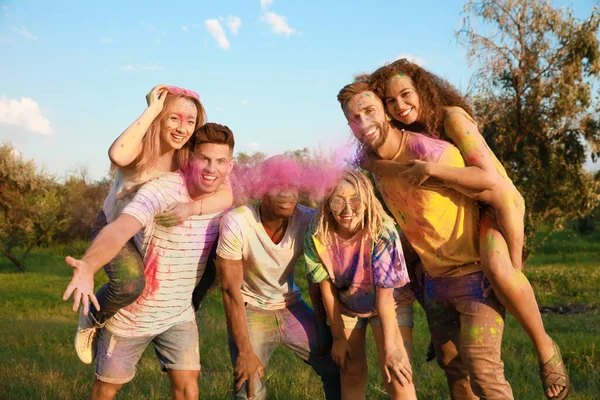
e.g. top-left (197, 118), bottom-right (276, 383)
top-left (144, 244), bottom-right (161, 295)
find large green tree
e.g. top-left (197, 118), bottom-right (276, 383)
top-left (457, 0), bottom-right (600, 256)
top-left (0, 142), bottom-right (66, 270)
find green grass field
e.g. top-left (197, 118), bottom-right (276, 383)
top-left (1, 229), bottom-right (598, 399)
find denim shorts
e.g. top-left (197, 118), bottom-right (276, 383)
top-left (340, 305), bottom-right (414, 330)
top-left (95, 320), bottom-right (200, 384)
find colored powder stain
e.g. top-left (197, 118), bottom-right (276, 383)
top-left (144, 246), bottom-right (161, 295)
top-left (490, 327), bottom-right (498, 335)
top-left (484, 231), bottom-right (495, 250)
top-left (495, 315), bottom-right (504, 326)
top-left (466, 131), bottom-right (470, 135)
top-left (469, 326), bottom-right (484, 344)
top-left (365, 93), bottom-right (371, 97)
top-left (399, 73), bottom-right (405, 76)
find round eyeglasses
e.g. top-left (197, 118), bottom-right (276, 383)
top-left (329, 197), bottom-right (363, 213)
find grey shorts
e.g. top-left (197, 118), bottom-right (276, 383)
top-left (95, 320), bottom-right (201, 384)
top-left (341, 305), bottom-right (414, 330)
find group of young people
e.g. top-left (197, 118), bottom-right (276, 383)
top-left (62, 59), bottom-right (570, 400)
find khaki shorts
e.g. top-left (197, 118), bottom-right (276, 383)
top-left (341, 305), bottom-right (414, 330)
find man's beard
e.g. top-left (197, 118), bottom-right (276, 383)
top-left (367, 120), bottom-right (389, 151)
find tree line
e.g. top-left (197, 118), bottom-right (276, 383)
top-left (1, 0), bottom-right (599, 270)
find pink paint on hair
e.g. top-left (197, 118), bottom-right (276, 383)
top-left (232, 151), bottom-right (353, 204)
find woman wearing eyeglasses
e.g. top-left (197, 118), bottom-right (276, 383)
top-left (304, 170), bottom-right (417, 400)
top-left (66, 84), bottom-right (233, 364)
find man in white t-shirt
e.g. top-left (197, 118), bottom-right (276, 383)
top-left (62, 124), bottom-right (235, 400)
top-left (217, 156), bottom-right (341, 400)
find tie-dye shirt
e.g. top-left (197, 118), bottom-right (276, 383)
top-left (217, 203), bottom-right (315, 310)
top-left (374, 130), bottom-right (481, 278)
top-left (304, 219), bottom-right (410, 318)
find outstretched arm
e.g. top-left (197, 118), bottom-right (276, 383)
top-left (217, 256), bottom-right (264, 398)
top-left (108, 84), bottom-right (168, 167)
top-left (377, 287), bottom-right (412, 386)
top-left (62, 214), bottom-right (143, 314)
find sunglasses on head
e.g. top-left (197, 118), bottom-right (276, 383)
top-left (167, 86), bottom-right (200, 100)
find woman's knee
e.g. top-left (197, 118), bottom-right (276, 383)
top-left (342, 359), bottom-right (368, 386)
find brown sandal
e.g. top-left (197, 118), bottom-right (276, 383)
top-left (539, 340), bottom-right (570, 399)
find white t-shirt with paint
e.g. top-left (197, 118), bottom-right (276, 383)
top-left (217, 203), bottom-right (315, 310)
top-left (105, 172), bottom-right (224, 338)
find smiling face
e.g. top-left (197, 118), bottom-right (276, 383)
top-left (384, 74), bottom-right (422, 125)
top-left (160, 97), bottom-right (198, 150)
top-left (328, 180), bottom-right (364, 238)
top-left (262, 183), bottom-right (300, 219)
top-left (187, 142), bottom-right (234, 196)
top-left (344, 91), bottom-right (391, 151)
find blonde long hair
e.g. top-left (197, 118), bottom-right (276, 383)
top-left (129, 92), bottom-right (206, 179)
top-left (313, 170), bottom-right (394, 244)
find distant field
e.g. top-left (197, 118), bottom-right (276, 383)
top-left (0, 228), bottom-right (598, 399)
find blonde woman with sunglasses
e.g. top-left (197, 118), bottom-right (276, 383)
top-left (63, 84), bottom-right (233, 365)
top-left (304, 170), bottom-right (416, 400)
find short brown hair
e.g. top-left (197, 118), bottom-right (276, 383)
top-left (336, 75), bottom-right (374, 112)
top-left (193, 122), bottom-right (235, 151)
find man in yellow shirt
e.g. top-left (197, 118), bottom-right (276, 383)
top-left (337, 79), bottom-right (514, 399)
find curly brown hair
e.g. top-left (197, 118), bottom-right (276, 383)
top-left (370, 58), bottom-right (475, 138)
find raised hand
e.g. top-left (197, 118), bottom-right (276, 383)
top-left (62, 256), bottom-right (100, 315)
top-left (145, 84), bottom-right (169, 111)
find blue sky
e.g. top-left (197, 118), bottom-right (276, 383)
top-left (1, 0), bottom-right (598, 181)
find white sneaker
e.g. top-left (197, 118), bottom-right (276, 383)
top-left (74, 309), bottom-right (98, 364)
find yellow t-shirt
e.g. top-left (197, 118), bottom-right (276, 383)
top-left (374, 130), bottom-right (481, 277)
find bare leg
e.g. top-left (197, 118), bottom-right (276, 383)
top-left (89, 380), bottom-right (123, 400)
top-left (340, 327), bottom-right (368, 400)
top-left (480, 212), bottom-right (565, 398)
top-left (167, 370), bottom-right (200, 400)
top-left (371, 325), bottom-right (417, 400)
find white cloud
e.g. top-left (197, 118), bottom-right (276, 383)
top-left (205, 19), bottom-right (230, 50)
top-left (11, 148), bottom-right (21, 158)
top-left (182, 25), bottom-right (189, 32)
top-left (227, 16), bottom-right (241, 35)
top-left (248, 142), bottom-right (261, 150)
top-left (100, 38), bottom-right (114, 44)
top-left (13, 26), bottom-right (37, 40)
top-left (0, 36), bottom-right (12, 44)
top-left (261, 12), bottom-right (296, 37)
top-left (0, 95), bottom-right (52, 135)
top-left (241, 99), bottom-right (249, 105)
top-left (260, 0), bottom-right (273, 10)
top-left (215, 107), bottom-right (225, 112)
top-left (119, 64), bottom-right (164, 71)
top-left (155, 39), bottom-right (161, 45)
top-left (1, 5), bottom-right (8, 11)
